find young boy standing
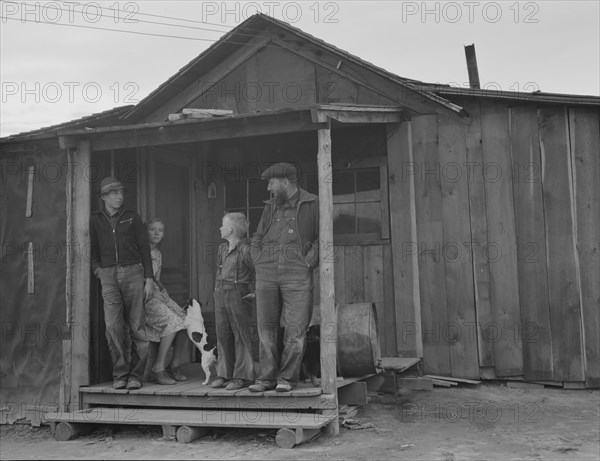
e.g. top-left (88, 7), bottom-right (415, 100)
top-left (211, 212), bottom-right (256, 390)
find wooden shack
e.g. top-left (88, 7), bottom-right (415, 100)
top-left (1, 13), bottom-right (599, 436)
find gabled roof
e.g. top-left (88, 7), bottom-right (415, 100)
top-left (120, 13), bottom-right (465, 122)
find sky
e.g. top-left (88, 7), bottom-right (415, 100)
top-left (1, 0), bottom-right (598, 138)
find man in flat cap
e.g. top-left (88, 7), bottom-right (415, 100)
top-left (90, 176), bottom-right (154, 390)
top-left (249, 163), bottom-right (319, 392)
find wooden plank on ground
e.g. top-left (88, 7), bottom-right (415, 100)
top-left (462, 101), bottom-right (495, 368)
top-left (538, 107), bottom-right (585, 382)
top-left (412, 114), bottom-right (451, 375)
top-left (508, 106), bottom-right (553, 381)
top-left (386, 122), bottom-right (421, 358)
top-left (568, 107), bottom-right (600, 388)
top-left (438, 114), bottom-right (480, 379)
top-left (423, 375), bottom-right (480, 384)
top-left (479, 102), bottom-right (523, 377)
top-left (430, 379), bottom-right (453, 388)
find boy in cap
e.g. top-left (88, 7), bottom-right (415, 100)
top-left (249, 162), bottom-right (319, 392)
top-left (90, 176), bottom-right (154, 390)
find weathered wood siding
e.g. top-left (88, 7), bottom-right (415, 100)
top-left (398, 101), bottom-right (599, 385)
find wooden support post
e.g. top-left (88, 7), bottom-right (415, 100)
top-left (54, 421), bottom-right (93, 441)
top-left (176, 426), bottom-right (209, 443)
top-left (161, 425), bottom-right (177, 441)
top-left (276, 427), bottom-right (320, 449)
top-left (317, 126), bottom-right (339, 436)
top-left (69, 140), bottom-right (91, 410)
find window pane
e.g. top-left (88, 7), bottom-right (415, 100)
top-left (226, 180), bottom-right (246, 208)
top-left (356, 202), bottom-right (381, 233)
top-left (248, 179), bottom-right (269, 207)
top-left (248, 208), bottom-right (264, 236)
top-left (333, 170), bottom-right (355, 203)
top-left (356, 168), bottom-right (380, 202)
top-left (333, 203), bottom-right (355, 234)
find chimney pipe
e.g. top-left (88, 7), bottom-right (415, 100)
top-left (464, 44), bottom-right (480, 89)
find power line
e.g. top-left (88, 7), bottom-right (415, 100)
top-left (0, 1), bottom-right (274, 41)
top-left (0, 0), bottom-right (233, 29)
top-left (0, 0), bottom-right (235, 34)
top-left (0, 14), bottom-right (238, 42)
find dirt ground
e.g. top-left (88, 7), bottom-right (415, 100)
top-left (1, 383), bottom-right (598, 460)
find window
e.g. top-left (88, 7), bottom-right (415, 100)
top-left (225, 178), bottom-right (268, 236)
top-left (305, 161), bottom-right (389, 241)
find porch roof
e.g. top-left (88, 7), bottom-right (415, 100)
top-left (58, 104), bottom-right (405, 151)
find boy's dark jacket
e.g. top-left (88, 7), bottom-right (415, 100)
top-left (90, 208), bottom-right (153, 279)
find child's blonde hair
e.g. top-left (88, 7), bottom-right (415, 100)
top-left (224, 212), bottom-right (248, 237)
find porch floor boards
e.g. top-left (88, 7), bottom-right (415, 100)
top-left (80, 363), bottom-right (366, 410)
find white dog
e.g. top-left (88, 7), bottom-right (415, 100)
top-left (184, 299), bottom-right (217, 385)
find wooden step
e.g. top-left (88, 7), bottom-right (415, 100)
top-left (45, 407), bottom-right (336, 429)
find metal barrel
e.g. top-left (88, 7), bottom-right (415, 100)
top-left (336, 303), bottom-right (381, 377)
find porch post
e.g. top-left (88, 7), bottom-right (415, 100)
top-left (68, 139), bottom-right (91, 410)
top-left (317, 125), bottom-right (339, 435)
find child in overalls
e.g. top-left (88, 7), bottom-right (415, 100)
top-left (211, 212), bottom-right (256, 390)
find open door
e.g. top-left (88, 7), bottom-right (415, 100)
top-left (145, 149), bottom-right (196, 306)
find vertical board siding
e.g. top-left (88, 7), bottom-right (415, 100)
top-left (438, 116), bottom-right (480, 379)
top-left (538, 107), bottom-right (585, 382)
top-left (382, 244), bottom-right (398, 356)
top-left (479, 102), bottom-right (523, 377)
top-left (568, 108), bottom-right (600, 387)
top-left (412, 114), bottom-right (451, 375)
top-left (387, 122), bottom-right (421, 358)
top-left (509, 106), bottom-right (553, 381)
top-left (363, 245), bottom-right (386, 355)
top-left (462, 101), bottom-right (495, 369)
top-left (344, 246), bottom-right (364, 304)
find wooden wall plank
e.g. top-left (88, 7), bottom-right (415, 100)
top-left (344, 246), bottom-right (364, 304)
top-left (509, 106), bottom-right (553, 381)
top-left (538, 107), bottom-right (585, 382)
top-left (386, 122), bottom-right (421, 358)
top-left (382, 244), bottom-right (398, 356)
top-left (569, 107), bottom-right (600, 387)
top-left (363, 245), bottom-right (387, 355)
top-left (462, 101), bottom-right (495, 369)
top-left (438, 115), bottom-right (479, 379)
top-left (479, 102), bottom-right (523, 377)
top-left (412, 114), bottom-right (451, 374)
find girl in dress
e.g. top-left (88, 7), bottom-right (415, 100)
top-left (144, 218), bottom-right (189, 385)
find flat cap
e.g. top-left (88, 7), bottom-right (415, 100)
top-left (100, 176), bottom-right (126, 195)
top-left (260, 163), bottom-right (297, 181)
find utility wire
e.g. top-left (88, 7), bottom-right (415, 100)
top-left (0, 14), bottom-right (255, 42)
